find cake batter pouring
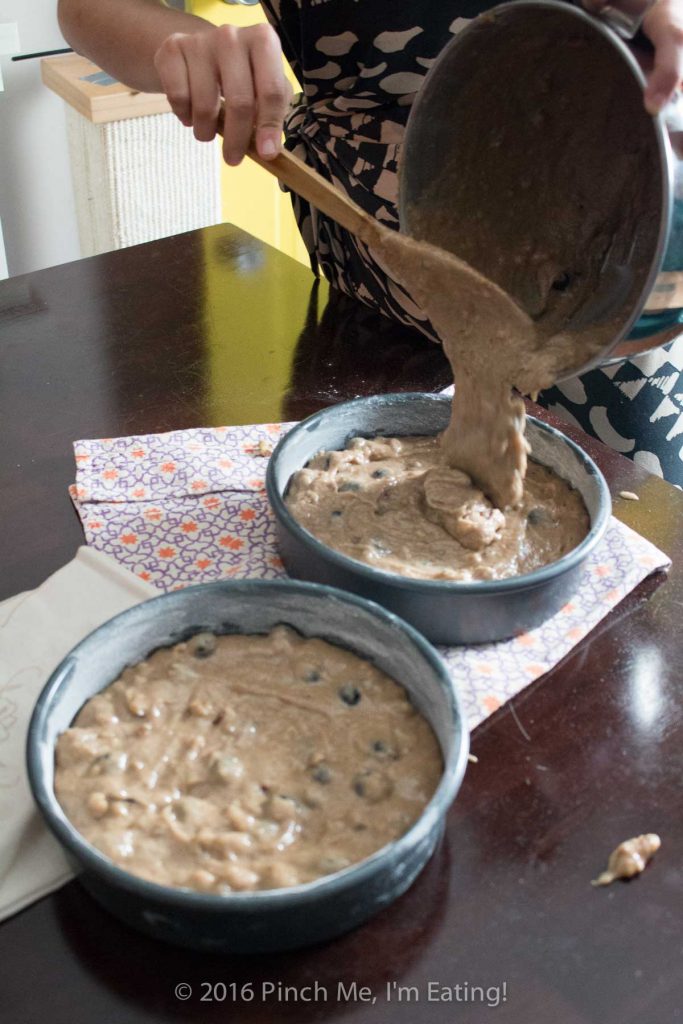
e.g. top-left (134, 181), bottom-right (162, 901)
top-left (370, 228), bottom-right (606, 511)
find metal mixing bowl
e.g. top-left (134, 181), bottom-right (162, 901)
top-left (267, 393), bottom-right (611, 644)
top-left (26, 579), bottom-right (468, 954)
top-left (400, 0), bottom-right (680, 367)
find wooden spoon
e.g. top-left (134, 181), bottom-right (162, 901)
top-left (247, 144), bottom-right (386, 250)
top-left (214, 107), bottom-right (536, 378)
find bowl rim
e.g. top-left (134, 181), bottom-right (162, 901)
top-left (27, 577), bottom-right (469, 911)
top-left (266, 392), bottom-right (612, 594)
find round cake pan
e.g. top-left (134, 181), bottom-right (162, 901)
top-left (266, 393), bottom-right (611, 645)
top-left (26, 579), bottom-right (468, 954)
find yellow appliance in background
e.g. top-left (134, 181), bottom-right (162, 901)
top-left (189, 0), bottom-right (309, 266)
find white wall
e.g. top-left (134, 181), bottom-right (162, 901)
top-left (0, 0), bottom-right (81, 276)
top-left (0, 215), bottom-right (8, 279)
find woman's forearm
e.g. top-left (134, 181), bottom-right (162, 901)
top-left (57, 0), bottom-right (211, 93)
top-left (58, 0), bottom-right (292, 164)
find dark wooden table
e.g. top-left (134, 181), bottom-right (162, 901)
top-left (1, 225), bottom-right (681, 1024)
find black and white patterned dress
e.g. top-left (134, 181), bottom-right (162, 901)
top-left (261, 0), bottom-right (683, 485)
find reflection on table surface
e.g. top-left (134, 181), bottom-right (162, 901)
top-left (0, 223), bottom-right (682, 1024)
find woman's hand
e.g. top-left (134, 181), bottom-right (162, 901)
top-left (642, 0), bottom-right (683, 112)
top-left (153, 22), bottom-right (293, 165)
top-left (582, 0), bottom-right (683, 113)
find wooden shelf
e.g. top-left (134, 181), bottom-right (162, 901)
top-left (41, 53), bottom-right (171, 124)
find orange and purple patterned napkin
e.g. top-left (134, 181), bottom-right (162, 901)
top-left (70, 422), bottom-right (670, 731)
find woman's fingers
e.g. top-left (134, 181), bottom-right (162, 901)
top-left (247, 23), bottom-right (293, 160)
top-left (154, 33), bottom-right (192, 127)
top-left (183, 33), bottom-right (223, 142)
top-left (154, 23), bottom-right (290, 166)
top-left (155, 30), bottom-right (222, 139)
top-left (215, 25), bottom-right (256, 165)
top-left (643, 0), bottom-right (683, 113)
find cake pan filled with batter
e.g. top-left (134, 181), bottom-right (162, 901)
top-left (27, 579), bottom-right (468, 953)
top-left (267, 393), bottom-right (611, 644)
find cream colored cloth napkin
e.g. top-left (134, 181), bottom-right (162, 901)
top-left (0, 547), bottom-right (155, 922)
